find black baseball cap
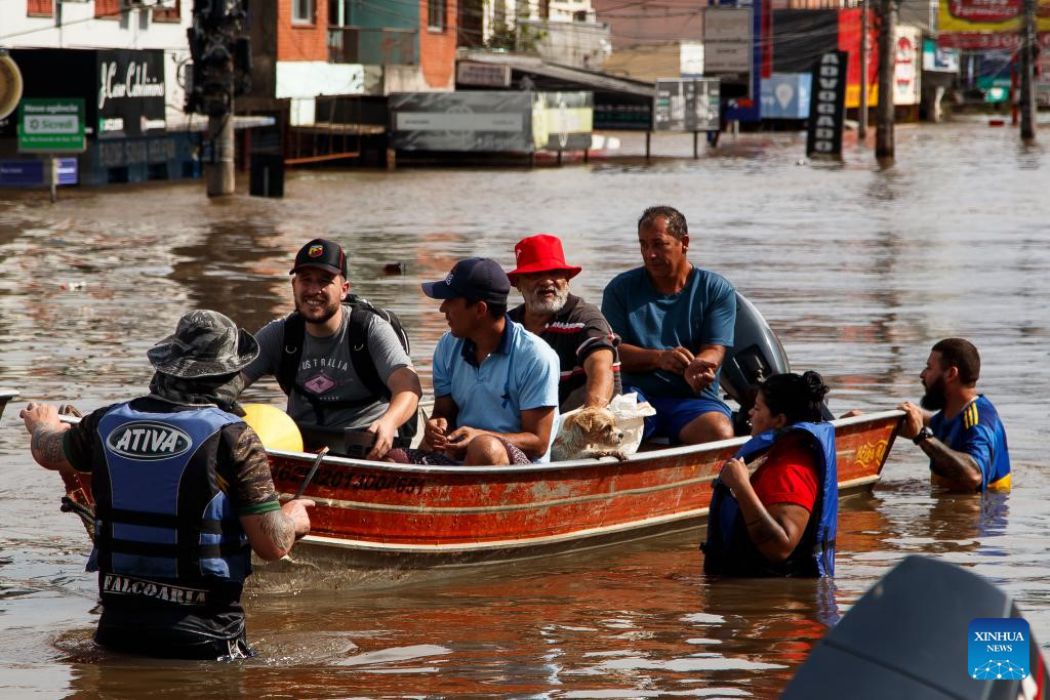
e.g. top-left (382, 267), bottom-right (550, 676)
top-left (290, 238), bottom-right (347, 277)
top-left (421, 257), bottom-right (510, 305)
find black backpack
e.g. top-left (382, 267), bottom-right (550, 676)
top-left (276, 294), bottom-right (417, 439)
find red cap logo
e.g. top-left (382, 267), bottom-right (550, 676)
top-left (308, 244), bottom-right (324, 258)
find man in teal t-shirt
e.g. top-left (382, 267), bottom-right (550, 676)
top-left (601, 206), bottom-right (736, 445)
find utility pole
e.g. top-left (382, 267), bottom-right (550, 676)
top-left (1019, 0), bottom-right (1037, 141)
top-left (859, 0), bottom-right (869, 141)
top-left (187, 0), bottom-right (251, 197)
top-left (876, 0), bottom-right (896, 161)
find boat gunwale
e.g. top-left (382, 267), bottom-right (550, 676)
top-left (268, 409), bottom-right (905, 474)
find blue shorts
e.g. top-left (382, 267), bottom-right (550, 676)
top-left (632, 389), bottom-right (731, 443)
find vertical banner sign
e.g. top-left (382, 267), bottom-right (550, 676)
top-left (806, 51), bottom-right (848, 158)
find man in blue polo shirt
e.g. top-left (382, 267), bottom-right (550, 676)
top-left (898, 337), bottom-right (1011, 492)
top-left (602, 205), bottom-right (736, 445)
top-left (390, 258), bottom-right (560, 465)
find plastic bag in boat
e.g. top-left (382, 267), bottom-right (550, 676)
top-left (607, 392), bottom-right (656, 456)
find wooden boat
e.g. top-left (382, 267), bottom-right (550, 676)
top-left (58, 410), bottom-right (902, 570)
top-left (266, 409), bottom-right (903, 568)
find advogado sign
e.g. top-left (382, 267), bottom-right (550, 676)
top-left (96, 50), bottom-right (166, 137)
top-left (806, 51), bottom-right (847, 158)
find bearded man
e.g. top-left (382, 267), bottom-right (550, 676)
top-left (242, 239), bottom-right (421, 459)
top-left (507, 234), bottom-right (620, 411)
top-left (898, 337), bottom-right (1011, 492)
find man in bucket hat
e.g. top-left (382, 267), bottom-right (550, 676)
top-left (507, 234), bottom-right (621, 411)
top-left (242, 238), bottom-right (421, 459)
top-left (387, 258), bottom-right (560, 466)
top-left (21, 310), bottom-right (313, 660)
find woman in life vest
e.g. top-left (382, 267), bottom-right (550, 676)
top-left (702, 371), bottom-right (838, 577)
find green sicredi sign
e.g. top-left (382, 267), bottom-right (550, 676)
top-left (18, 98), bottom-right (86, 153)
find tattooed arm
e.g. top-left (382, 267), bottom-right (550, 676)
top-left (229, 425), bottom-right (313, 560)
top-left (240, 500), bottom-right (313, 560)
top-left (918, 436), bottom-right (983, 490)
top-left (20, 403), bottom-right (75, 473)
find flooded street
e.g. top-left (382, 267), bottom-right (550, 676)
top-left (1, 118), bottom-right (1048, 697)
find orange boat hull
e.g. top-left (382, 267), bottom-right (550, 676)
top-left (61, 411), bottom-right (902, 568)
top-left (267, 411), bottom-right (902, 565)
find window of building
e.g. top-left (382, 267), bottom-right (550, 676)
top-left (95, 0), bottom-right (120, 19)
top-left (427, 0), bottom-right (445, 31)
top-left (293, 0), bottom-right (315, 24)
top-left (153, 0), bottom-right (181, 23)
top-left (27, 0), bottom-right (54, 17)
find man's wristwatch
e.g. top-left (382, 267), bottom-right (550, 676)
top-left (913, 426), bottom-right (934, 445)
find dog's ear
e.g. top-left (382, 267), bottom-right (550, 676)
top-left (576, 409), bottom-right (599, 433)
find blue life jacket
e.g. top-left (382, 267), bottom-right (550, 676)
top-left (702, 421), bottom-right (838, 578)
top-left (87, 402), bottom-right (252, 607)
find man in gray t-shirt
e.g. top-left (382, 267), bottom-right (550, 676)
top-left (241, 239), bottom-right (421, 459)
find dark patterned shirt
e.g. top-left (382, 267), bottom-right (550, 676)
top-left (509, 294), bottom-right (621, 411)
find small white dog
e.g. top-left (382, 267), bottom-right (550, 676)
top-left (552, 406), bottom-right (628, 462)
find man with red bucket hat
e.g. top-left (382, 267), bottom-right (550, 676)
top-left (507, 234), bottom-right (621, 411)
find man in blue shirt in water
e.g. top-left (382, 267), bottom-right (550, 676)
top-left (898, 337), bottom-right (1011, 492)
top-left (602, 206), bottom-right (736, 445)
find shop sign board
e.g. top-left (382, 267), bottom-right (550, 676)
top-left (0, 157), bottom-right (77, 186)
top-left (456, 61), bottom-right (512, 88)
top-left (894, 26), bottom-right (921, 106)
top-left (922, 38), bottom-right (960, 73)
top-left (760, 73), bottom-right (811, 119)
top-left (938, 0), bottom-right (1050, 49)
top-left (18, 98), bottom-right (86, 153)
top-left (703, 7), bottom-right (753, 75)
top-left (390, 91), bottom-right (593, 153)
top-left (653, 78), bottom-right (720, 131)
top-left (531, 92), bottom-right (593, 151)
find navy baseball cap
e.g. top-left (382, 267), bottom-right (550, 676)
top-left (290, 238), bottom-right (347, 277)
top-left (422, 257), bottom-right (510, 305)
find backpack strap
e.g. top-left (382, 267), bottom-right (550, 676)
top-left (277, 313), bottom-right (305, 397)
top-left (346, 299), bottom-right (418, 442)
top-left (347, 305), bottom-right (390, 402)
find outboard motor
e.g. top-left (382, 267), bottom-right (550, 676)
top-left (720, 292), bottom-right (792, 435)
top-left (782, 555), bottom-right (1049, 700)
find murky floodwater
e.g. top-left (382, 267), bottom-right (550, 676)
top-left (1, 119), bottom-right (1049, 698)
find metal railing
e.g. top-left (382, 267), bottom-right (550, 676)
top-left (327, 26), bottom-right (418, 65)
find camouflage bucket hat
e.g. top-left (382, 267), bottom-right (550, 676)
top-left (147, 310), bottom-right (260, 379)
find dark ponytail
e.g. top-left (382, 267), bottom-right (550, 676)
top-left (759, 371), bottom-right (829, 424)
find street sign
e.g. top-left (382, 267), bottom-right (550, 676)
top-left (0, 157), bottom-right (77, 186)
top-left (654, 78), bottom-right (721, 132)
top-left (18, 98), bottom-right (86, 153)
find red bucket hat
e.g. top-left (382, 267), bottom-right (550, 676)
top-left (507, 234), bottom-right (582, 282)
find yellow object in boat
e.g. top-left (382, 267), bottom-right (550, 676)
top-left (242, 403), bottom-right (303, 453)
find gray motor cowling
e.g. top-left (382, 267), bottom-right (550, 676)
top-left (720, 292), bottom-right (791, 434)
